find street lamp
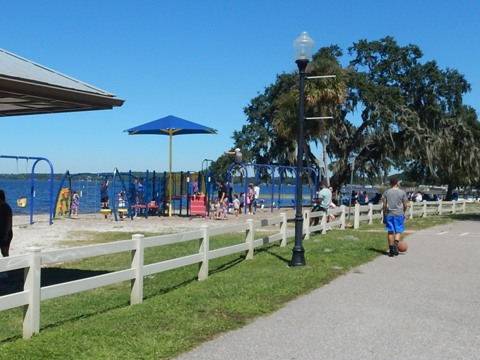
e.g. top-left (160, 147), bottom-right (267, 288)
top-left (348, 157), bottom-right (356, 223)
top-left (289, 31), bottom-right (315, 267)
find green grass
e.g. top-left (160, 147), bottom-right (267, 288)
top-left (1, 207), bottom-right (479, 359)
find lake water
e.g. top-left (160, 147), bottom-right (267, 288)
top-left (0, 179), bottom-right (61, 216)
top-left (0, 179), bottom-right (316, 217)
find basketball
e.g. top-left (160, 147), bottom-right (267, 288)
top-left (398, 241), bottom-right (408, 252)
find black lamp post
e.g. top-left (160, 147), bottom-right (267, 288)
top-left (289, 32), bottom-right (315, 267)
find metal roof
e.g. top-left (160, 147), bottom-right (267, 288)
top-left (0, 48), bottom-right (124, 116)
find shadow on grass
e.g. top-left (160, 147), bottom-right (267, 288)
top-left (0, 239), bottom-right (294, 337)
top-left (0, 267), bottom-right (111, 297)
top-left (255, 244), bottom-right (290, 264)
top-left (368, 247), bottom-right (389, 256)
top-left (449, 213), bottom-right (480, 221)
top-left (0, 248), bottom-right (273, 298)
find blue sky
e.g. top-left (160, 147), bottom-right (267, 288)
top-left (1, 0), bottom-right (478, 175)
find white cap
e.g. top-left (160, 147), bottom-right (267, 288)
top-left (235, 148), bottom-right (240, 152)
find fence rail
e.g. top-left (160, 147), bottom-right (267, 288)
top-left (0, 200), bottom-right (465, 339)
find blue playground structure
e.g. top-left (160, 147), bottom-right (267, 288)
top-left (0, 155), bottom-right (55, 225)
top-left (56, 169), bottom-right (161, 221)
top-left (55, 168), bottom-right (217, 221)
top-left (227, 162), bottom-right (319, 214)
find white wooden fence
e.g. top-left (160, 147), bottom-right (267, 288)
top-left (304, 200), bottom-right (465, 238)
top-left (0, 200), bottom-right (466, 339)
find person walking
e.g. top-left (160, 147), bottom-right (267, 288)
top-left (382, 176), bottom-right (408, 257)
top-left (0, 190), bottom-right (13, 258)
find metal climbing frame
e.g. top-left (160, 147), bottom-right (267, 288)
top-left (227, 162), bottom-right (318, 213)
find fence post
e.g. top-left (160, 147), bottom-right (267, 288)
top-left (130, 234), bottom-right (145, 305)
top-left (409, 201), bottom-right (414, 219)
top-left (354, 203), bottom-right (360, 229)
top-left (23, 247), bottom-right (41, 339)
top-left (340, 205), bottom-right (346, 229)
top-left (422, 200), bottom-right (427, 217)
top-left (303, 210), bottom-right (310, 240)
top-left (452, 201), bottom-right (456, 214)
top-left (368, 203), bottom-right (373, 224)
top-left (320, 213), bottom-right (327, 234)
top-left (198, 225), bottom-right (209, 281)
top-left (245, 219), bottom-right (254, 260)
top-left (280, 212), bottom-right (287, 247)
top-left (438, 200), bottom-right (442, 215)
top-left (462, 200), bottom-right (466, 213)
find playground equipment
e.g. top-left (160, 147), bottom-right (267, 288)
top-left (55, 168), bottom-right (202, 221)
top-left (15, 158), bottom-right (29, 208)
top-left (0, 155), bottom-right (55, 225)
top-left (126, 170), bottom-right (164, 219)
top-left (54, 167), bottom-right (216, 221)
top-left (55, 169), bottom-right (133, 221)
top-left (227, 163), bottom-right (318, 214)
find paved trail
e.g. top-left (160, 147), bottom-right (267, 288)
top-left (175, 220), bottom-right (480, 360)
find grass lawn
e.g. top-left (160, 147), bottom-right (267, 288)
top-left (0, 207), bottom-right (478, 359)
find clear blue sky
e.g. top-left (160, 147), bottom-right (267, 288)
top-left (1, 0), bottom-right (478, 175)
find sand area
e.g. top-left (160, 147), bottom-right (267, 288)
top-left (9, 209), bottom-right (294, 256)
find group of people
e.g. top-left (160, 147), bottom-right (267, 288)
top-left (407, 191), bottom-right (445, 202)
top-left (348, 190), bottom-right (370, 205)
top-left (213, 181), bottom-right (262, 219)
top-left (100, 178), bottom-right (147, 214)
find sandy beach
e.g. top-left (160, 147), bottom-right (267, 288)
top-left (9, 209), bottom-right (294, 256)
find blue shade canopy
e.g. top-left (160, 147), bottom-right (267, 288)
top-left (125, 115), bottom-right (217, 217)
top-left (125, 115), bottom-right (217, 136)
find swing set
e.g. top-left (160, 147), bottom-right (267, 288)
top-left (15, 157), bottom-right (28, 208)
top-left (0, 155), bottom-right (55, 225)
top-left (227, 162), bottom-right (319, 213)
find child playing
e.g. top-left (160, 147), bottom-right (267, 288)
top-left (71, 191), bottom-right (80, 217)
top-left (239, 192), bottom-right (245, 214)
top-left (233, 194), bottom-right (240, 217)
top-left (215, 197), bottom-right (228, 220)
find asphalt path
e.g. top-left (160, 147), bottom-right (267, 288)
top-left (175, 220), bottom-right (480, 360)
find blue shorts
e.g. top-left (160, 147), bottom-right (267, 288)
top-left (385, 215), bottom-right (405, 233)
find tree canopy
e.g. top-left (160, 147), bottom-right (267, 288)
top-left (213, 37), bottom-right (480, 197)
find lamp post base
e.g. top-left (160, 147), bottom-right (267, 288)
top-left (289, 245), bottom-right (306, 267)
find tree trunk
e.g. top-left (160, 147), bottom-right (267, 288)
top-left (445, 183), bottom-right (455, 201)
